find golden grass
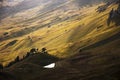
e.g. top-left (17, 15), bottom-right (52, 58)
top-left (0, 3), bottom-right (120, 66)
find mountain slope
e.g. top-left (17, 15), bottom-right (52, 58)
top-left (0, 0), bottom-right (120, 80)
top-left (0, 2), bottom-right (120, 80)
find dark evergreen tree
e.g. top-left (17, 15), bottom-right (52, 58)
top-left (15, 56), bottom-right (19, 62)
top-left (41, 48), bottom-right (48, 54)
top-left (0, 64), bottom-right (3, 72)
top-left (30, 48), bottom-right (38, 54)
top-left (25, 52), bottom-right (30, 58)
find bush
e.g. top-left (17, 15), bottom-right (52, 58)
top-left (3, 32), bottom-right (8, 36)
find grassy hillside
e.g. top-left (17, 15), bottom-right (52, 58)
top-left (0, 2), bottom-right (119, 66)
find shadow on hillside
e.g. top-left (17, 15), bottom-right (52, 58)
top-left (1, 48), bottom-right (60, 80)
top-left (4, 48), bottom-right (59, 68)
top-left (30, 50), bottom-right (120, 80)
top-left (67, 25), bottom-right (83, 42)
top-left (82, 32), bottom-right (120, 51)
top-left (65, 21), bottom-right (98, 53)
top-left (67, 23), bottom-right (97, 43)
top-left (0, 72), bottom-right (17, 80)
top-left (25, 52), bottom-right (59, 66)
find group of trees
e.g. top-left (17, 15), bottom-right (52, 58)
top-left (96, 5), bottom-right (107, 13)
top-left (96, 0), bottom-right (120, 13)
top-left (107, 3), bottom-right (120, 26)
top-left (5, 56), bottom-right (20, 68)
